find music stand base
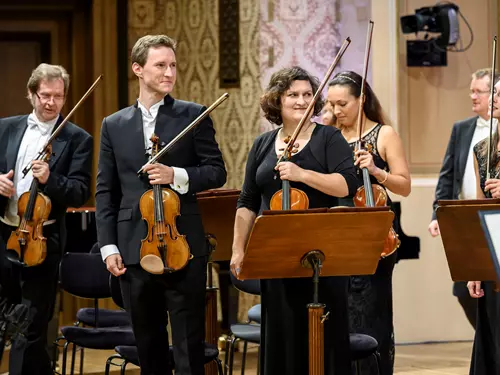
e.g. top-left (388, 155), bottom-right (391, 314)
top-left (301, 250), bottom-right (327, 375)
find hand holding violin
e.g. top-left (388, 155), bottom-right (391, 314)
top-left (275, 161), bottom-right (305, 182)
top-left (485, 178), bottom-right (500, 198)
top-left (31, 160), bottom-right (50, 184)
top-left (354, 149), bottom-right (377, 174)
top-left (142, 163), bottom-right (174, 185)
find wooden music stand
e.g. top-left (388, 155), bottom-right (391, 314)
top-left (238, 206), bottom-right (394, 375)
top-left (197, 189), bottom-right (240, 262)
top-left (196, 188), bottom-right (240, 375)
top-left (436, 199), bottom-right (500, 283)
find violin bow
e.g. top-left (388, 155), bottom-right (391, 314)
top-left (355, 20), bottom-right (374, 152)
top-left (275, 37), bottom-right (352, 165)
top-left (22, 75), bottom-right (104, 178)
top-left (137, 92), bottom-right (230, 175)
top-left (486, 35), bottom-right (497, 181)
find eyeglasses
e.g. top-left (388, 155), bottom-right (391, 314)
top-left (35, 92), bottom-right (65, 103)
top-left (469, 90), bottom-right (491, 97)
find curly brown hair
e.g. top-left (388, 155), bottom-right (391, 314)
top-left (260, 66), bottom-right (324, 126)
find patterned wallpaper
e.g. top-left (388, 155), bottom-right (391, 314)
top-left (127, 0), bottom-right (260, 190)
top-left (259, 0), bottom-right (341, 132)
top-left (337, 0), bottom-right (372, 82)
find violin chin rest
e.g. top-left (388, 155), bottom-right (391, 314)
top-left (140, 254), bottom-right (164, 275)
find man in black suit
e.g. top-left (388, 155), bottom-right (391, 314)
top-left (96, 34), bottom-right (226, 375)
top-left (0, 63), bottom-right (93, 374)
top-left (429, 68), bottom-right (499, 329)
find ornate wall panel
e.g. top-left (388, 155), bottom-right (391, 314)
top-left (127, 0), bottom-right (260, 190)
top-left (259, 0), bottom-right (341, 132)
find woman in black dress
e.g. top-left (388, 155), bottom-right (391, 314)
top-left (230, 66), bottom-right (359, 375)
top-left (468, 76), bottom-right (500, 375)
top-left (327, 71), bottom-right (411, 375)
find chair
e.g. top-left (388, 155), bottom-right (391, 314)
top-left (349, 333), bottom-right (381, 375)
top-left (72, 243), bottom-right (130, 329)
top-left (105, 344), bottom-right (224, 375)
top-left (54, 252), bottom-right (135, 375)
top-left (105, 275), bottom-right (224, 374)
top-left (224, 273), bottom-right (261, 375)
top-left (247, 304), bottom-right (261, 324)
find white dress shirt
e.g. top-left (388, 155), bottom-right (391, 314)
top-left (460, 116), bottom-right (496, 199)
top-left (100, 97), bottom-right (190, 261)
top-left (2, 111), bottom-right (57, 226)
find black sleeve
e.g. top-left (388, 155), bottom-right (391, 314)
top-left (326, 129), bottom-right (359, 196)
top-left (95, 118), bottom-right (122, 247)
top-left (432, 124), bottom-right (457, 220)
top-left (40, 133), bottom-right (93, 208)
top-left (236, 138), bottom-right (263, 214)
top-left (185, 107), bottom-right (227, 194)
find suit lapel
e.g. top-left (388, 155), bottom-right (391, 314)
top-left (47, 115), bottom-right (68, 169)
top-left (6, 117), bottom-right (28, 172)
top-left (155, 96), bottom-right (185, 156)
top-left (129, 106), bottom-right (149, 167)
top-left (457, 117), bottom-right (477, 178)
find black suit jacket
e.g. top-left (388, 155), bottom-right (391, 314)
top-left (0, 115), bottom-right (93, 252)
top-left (95, 95), bottom-right (227, 265)
top-left (431, 116), bottom-right (478, 220)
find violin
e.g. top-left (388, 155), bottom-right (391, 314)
top-left (6, 147), bottom-right (53, 267)
top-left (139, 135), bottom-right (191, 274)
top-left (137, 93), bottom-right (230, 274)
top-left (270, 38), bottom-right (352, 210)
top-left (6, 75), bottom-right (103, 267)
top-left (270, 137), bottom-right (309, 210)
top-left (352, 21), bottom-right (400, 258)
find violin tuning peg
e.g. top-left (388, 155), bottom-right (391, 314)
top-left (291, 148), bottom-right (298, 154)
top-left (278, 148), bottom-right (285, 152)
top-left (284, 136), bottom-right (291, 144)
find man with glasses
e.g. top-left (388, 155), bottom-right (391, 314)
top-left (0, 63), bottom-right (92, 374)
top-left (429, 68), bottom-right (499, 330)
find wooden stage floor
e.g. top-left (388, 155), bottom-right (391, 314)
top-left (0, 341), bottom-right (473, 374)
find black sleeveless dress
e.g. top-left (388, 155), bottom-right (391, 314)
top-left (340, 124), bottom-right (397, 375)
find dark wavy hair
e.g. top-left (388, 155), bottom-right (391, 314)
top-left (260, 66), bottom-right (324, 126)
top-left (328, 71), bottom-right (387, 129)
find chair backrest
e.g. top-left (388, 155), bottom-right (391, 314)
top-left (89, 242), bottom-right (100, 254)
top-left (230, 271), bottom-right (260, 296)
top-left (109, 275), bottom-right (125, 309)
top-left (59, 252), bottom-right (111, 299)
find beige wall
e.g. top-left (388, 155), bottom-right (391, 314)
top-left (372, 0), bottom-right (497, 343)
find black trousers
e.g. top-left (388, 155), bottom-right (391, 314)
top-left (0, 222), bottom-right (60, 375)
top-left (119, 255), bottom-right (207, 375)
